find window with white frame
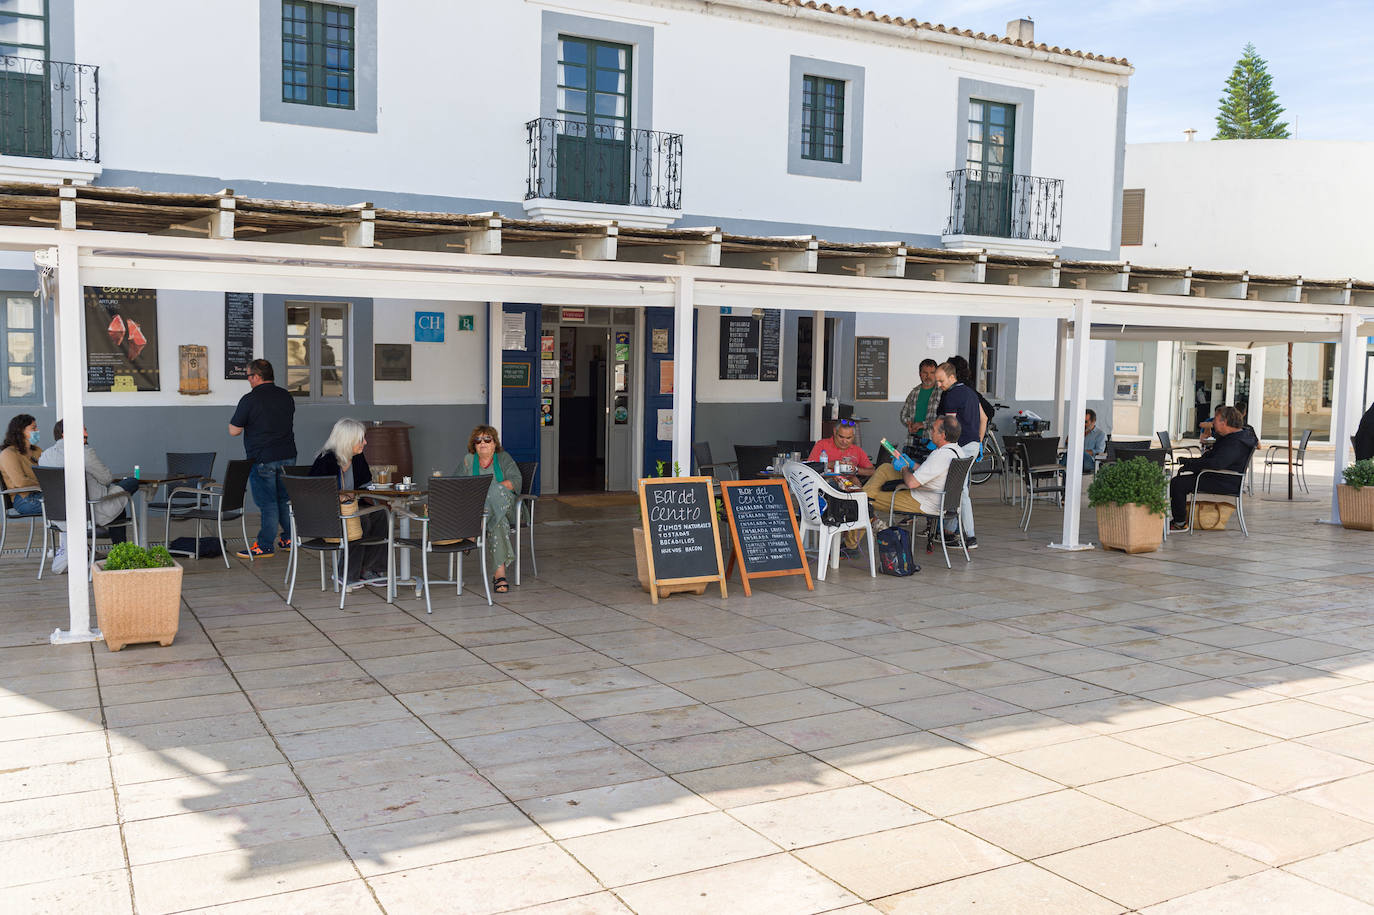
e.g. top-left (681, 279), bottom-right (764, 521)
top-left (2, 294), bottom-right (39, 404)
top-left (285, 301), bottom-right (347, 400)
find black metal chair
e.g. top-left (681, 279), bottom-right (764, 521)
top-left (1, 484), bottom-right (39, 558)
top-left (1018, 438), bottom-right (1065, 531)
top-left (692, 442), bottom-right (736, 480)
top-left (163, 459), bottom-right (252, 568)
top-left (1156, 430), bottom-right (1198, 472)
top-left (286, 465), bottom-right (314, 477)
top-left (33, 466), bottom-right (138, 580)
top-left (282, 475), bottom-right (389, 609)
top-left (148, 452), bottom-right (216, 553)
top-left (515, 461), bottom-right (539, 585)
top-left (733, 444), bottom-right (776, 481)
top-left (1264, 428), bottom-right (1314, 493)
top-left (392, 475), bottom-right (491, 614)
top-left (888, 454), bottom-right (976, 569)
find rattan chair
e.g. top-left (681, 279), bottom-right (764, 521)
top-left (282, 475), bottom-right (389, 609)
top-left (163, 459), bottom-right (253, 568)
top-left (33, 466), bottom-right (138, 580)
top-left (887, 454), bottom-right (976, 569)
top-left (392, 475), bottom-right (491, 614)
top-left (515, 461), bottom-right (539, 585)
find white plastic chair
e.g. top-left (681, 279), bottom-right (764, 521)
top-left (782, 461), bottom-right (875, 581)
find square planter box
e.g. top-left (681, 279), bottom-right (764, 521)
top-left (91, 560), bottom-right (183, 651)
top-left (1338, 484), bottom-right (1374, 531)
top-left (1096, 503), bottom-right (1164, 553)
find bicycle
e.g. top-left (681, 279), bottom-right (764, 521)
top-left (969, 402), bottom-right (1010, 485)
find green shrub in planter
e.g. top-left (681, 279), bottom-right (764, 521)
top-left (1343, 459), bottom-right (1374, 490)
top-left (104, 542), bottom-right (175, 571)
top-left (1087, 457), bottom-right (1168, 516)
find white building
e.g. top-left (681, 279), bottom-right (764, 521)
top-left (1122, 139), bottom-right (1374, 445)
top-left (0, 0), bottom-right (1133, 491)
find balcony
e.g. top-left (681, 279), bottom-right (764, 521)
top-left (0, 55), bottom-right (99, 184)
top-left (942, 167), bottom-right (1063, 256)
top-left (523, 117), bottom-right (682, 228)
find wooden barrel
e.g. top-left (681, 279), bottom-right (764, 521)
top-left (363, 421), bottom-right (414, 480)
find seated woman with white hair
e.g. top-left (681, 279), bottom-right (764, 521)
top-left (308, 418), bottom-right (387, 589)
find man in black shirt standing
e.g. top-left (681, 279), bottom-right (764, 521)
top-left (935, 361), bottom-right (981, 548)
top-left (229, 359), bottom-right (297, 558)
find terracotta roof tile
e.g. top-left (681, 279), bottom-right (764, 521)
top-left (754, 0), bottom-right (1130, 66)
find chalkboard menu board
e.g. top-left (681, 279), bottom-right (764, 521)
top-left (759, 309), bottom-right (781, 382)
top-left (224, 292), bottom-right (254, 380)
top-left (855, 336), bottom-right (890, 401)
top-left (719, 316), bottom-right (760, 380)
top-left (637, 476), bottom-right (727, 604)
top-left (721, 480), bottom-right (812, 596)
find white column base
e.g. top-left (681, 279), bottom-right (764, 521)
top-left (50, 627), bottom-right (102, 645)
top-left (1048, 542), bottom-right (1095, 552)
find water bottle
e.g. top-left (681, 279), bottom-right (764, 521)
top-left (133, 464), bottom-right (140, 481)
top-left (819, 449), bottom-right (828, 470)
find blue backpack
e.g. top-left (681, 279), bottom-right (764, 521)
top-left (876, 527), bottom-right (918, 576)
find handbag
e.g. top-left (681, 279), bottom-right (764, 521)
top-left (1191, 500), bottom-right (1235, 531)
top-left (819, 494), bottom-right (858, 526)
top-left (324, 497), bottom-right (364, 543)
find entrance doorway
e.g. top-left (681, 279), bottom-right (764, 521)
top-left (1177, 345), bottom-right (1262, 438)
top-left (539, 306), bottom-right (637, 493)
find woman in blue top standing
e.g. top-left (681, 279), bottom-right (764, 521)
top-left (457, 424), bottom-right (522, 594)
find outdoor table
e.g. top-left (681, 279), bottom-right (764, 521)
top-left (120, 472), bottom-right (200, 548)
top-left (342, 486), bottom-right (426, 603)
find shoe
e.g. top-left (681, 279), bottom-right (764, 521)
top-left (277, 537), bottom-right (292, 552)
top-left (51, 548), bottom-right (67, 574)
top-left (235, 541), bottom-right (274, 559)
top-left (964, 537), bottom-right (978, 550)
top-left (943, 533), bottom-right (977, 549)
top-left (840, 546), bottom-right (861, 560)
top-left (346, 581), bottom-right (368, 592)
top-left (1169, 521), bottom-right (1188, 532)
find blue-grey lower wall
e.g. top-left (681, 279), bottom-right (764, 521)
top-left (696, 403), bottom-right (810, 468)
top-left (72, 402), bottom-right (485, 514)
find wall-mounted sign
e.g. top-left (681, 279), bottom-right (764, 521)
top-left (652, 328), bottom-right (669, 354)
top-left (854, 336), bottom-right (890, 401)
top-left (660, 360), bottom-right (674, 395)
top-left (374, 343), bottom-right (412, 381)
top-left (561, 307), bottom-right (586, 323)
top-left (414, 311), bottom-right (445, 343)
top-left (927, 332), bottom-right (945, 350)
top-left (719, 316), bottom-right (760, 380)
top-left (615, 331), bottom-right (630, 363)
top-left (760, 309), bottom-right (781, 382)
top-left (501, 312), bottom-right (526, 350)
top-left (85, 287), bottom-right (160, 392)
top-left (457, 314), bottom-right (475, 331)
top-left (502, 361), bottom-right (532, 388)
top-left (178, 345), bottom-right (210, 395)
top-left (224, 292), bottom-right (253, 380)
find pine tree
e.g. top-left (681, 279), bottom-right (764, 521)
top-left (1215, 44), bottom-right (1290, 139)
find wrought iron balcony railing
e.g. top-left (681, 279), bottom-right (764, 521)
top-left (945, 168), bottom-right (1062, 243)
top-left (525, 117), bottom-right (682, 209)
top-left (0, 55), bottom-right (99, 162)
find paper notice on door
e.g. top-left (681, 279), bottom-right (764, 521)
top-left (541, 359), bottom-right (558, 379)
top-left (657, 409), bottom-right (674, 441)
top-left (502, 313), bottom-right (525, 350)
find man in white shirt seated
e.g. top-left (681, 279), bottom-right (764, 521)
top-left (863, 415), bottom-right (964, 517)
top-left (37, 421), bottom-right (138, 573)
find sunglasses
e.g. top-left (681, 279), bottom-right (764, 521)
top-left (474, 435), bottom-right (494, 443)
top-left (837, 418), bottom-right (856, 427)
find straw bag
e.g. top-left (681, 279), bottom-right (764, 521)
top-left (1192, 500), bottom-right (1235, 531)
top-left (325, 497), bottom-right (364, 543)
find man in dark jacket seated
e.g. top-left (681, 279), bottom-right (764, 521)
top-left (1169, 405), bottom-right (1258, 531)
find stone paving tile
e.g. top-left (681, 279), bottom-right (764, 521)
top-left (949, 789), bottom-right (1155, 858)
top-left (615, 853), bottom-right (859, 915)
top-left (875, 757), bottom-right (1060, 817)
top-left (873, 862), bottom-right (1125, 914)
top-left (675, 753), bottom-right (859, 808)
top-left (1175, 795), bottom-right (1374, 866)
top-left (1196, 741), bottom-right (1373, 793)
top-left (795, 821), bottom-right (1016, 899)
top-left (561, 811), bottom-right (778, 886)
top-left (1138, 868), bottom-right (1374, 915)
top-left (1079, 763), bottom-right (1273, 823)
top-left (1286, 838), bottom-right (1374, 905)
top-left (623, 727), bottom-right (795, 774)
top-left (0, 869), bottom-right (133, 915)
top-left (729, 784), bottom-right (929, 849)
top-left (367, 843), bottom-right (603, 915)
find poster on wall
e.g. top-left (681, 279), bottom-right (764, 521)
top-left (615, 331), bottom-right (631, 363)
top-left (86, 287), bottom-right (160, 392)
top-left (657, 408), bottom-right (674, 441)
top-left (660, 360), bottom-right (674, 394)
top-left (178, 345), bottom-right (210, 395)
top-left (374, 343), bottom-right (413, 381)
top-left (719, 315), bottom-right (760, 380)
top-left (760, 309), bottom-right (781, 381)
top-left (224, 292), bottom-right (254, 380)
top-left (652, 328), bottom-right (669, 354)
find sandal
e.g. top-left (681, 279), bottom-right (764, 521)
top-left (493, 576), bottom-right (509, 593)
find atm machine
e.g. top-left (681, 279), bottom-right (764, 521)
top-left (1112, 362), bottom-right (1142, 436)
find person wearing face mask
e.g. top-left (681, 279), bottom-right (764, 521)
top-left (456, 424), bottom-right (522, 594)
top-left (37, 422), bottom-right (141, 574)
top-left (0, 413), bottom-right (43, 517)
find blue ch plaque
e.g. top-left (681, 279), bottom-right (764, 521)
top-left (414, 311), bottom-right (445, 343)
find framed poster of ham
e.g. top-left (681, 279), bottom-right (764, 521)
top-left (85, 287), bottom-right (160, 392)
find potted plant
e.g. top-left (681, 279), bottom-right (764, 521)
top-left (1088, 456), bottom-right (1168, 553)
top-left (91, 543), bottom-right (183, 651)
top-left (1338, 459), bottom-right (1374, 531)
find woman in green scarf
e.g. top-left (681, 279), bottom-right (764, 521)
top-left (457, 424), bottom-right (522, 593)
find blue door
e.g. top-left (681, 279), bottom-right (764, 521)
top-left (642, 307), bottom-right (694, 478)
top-left (498, 303), bottom-right (541, 480)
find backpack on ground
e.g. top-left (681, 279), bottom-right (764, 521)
top-left (876, 527), bottom-right (918, 576)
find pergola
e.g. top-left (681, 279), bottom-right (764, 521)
top-left (4, 183), bottom-right (1370, 644)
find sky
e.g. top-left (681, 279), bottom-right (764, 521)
top-left (880, 0), bottom-right (1373, 143)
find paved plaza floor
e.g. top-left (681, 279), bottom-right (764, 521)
top-left (5, 469), bottom-right (1374, 913)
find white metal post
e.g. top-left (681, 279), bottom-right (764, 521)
top-left (1328, 313), bottom-right (1361, 524)
top-left (1052, 318), bottom-right (1068, 437)
top-left (487, 302), bottom-right (502, 427)
top-left (810, 310), bottom-right (825, 443)
top-left (50, 243), bottom-right (97, 643)
top-left (671, 276), bottom-right (694, 475)
top-left (1052, 298), bottom-right (1093, 551)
